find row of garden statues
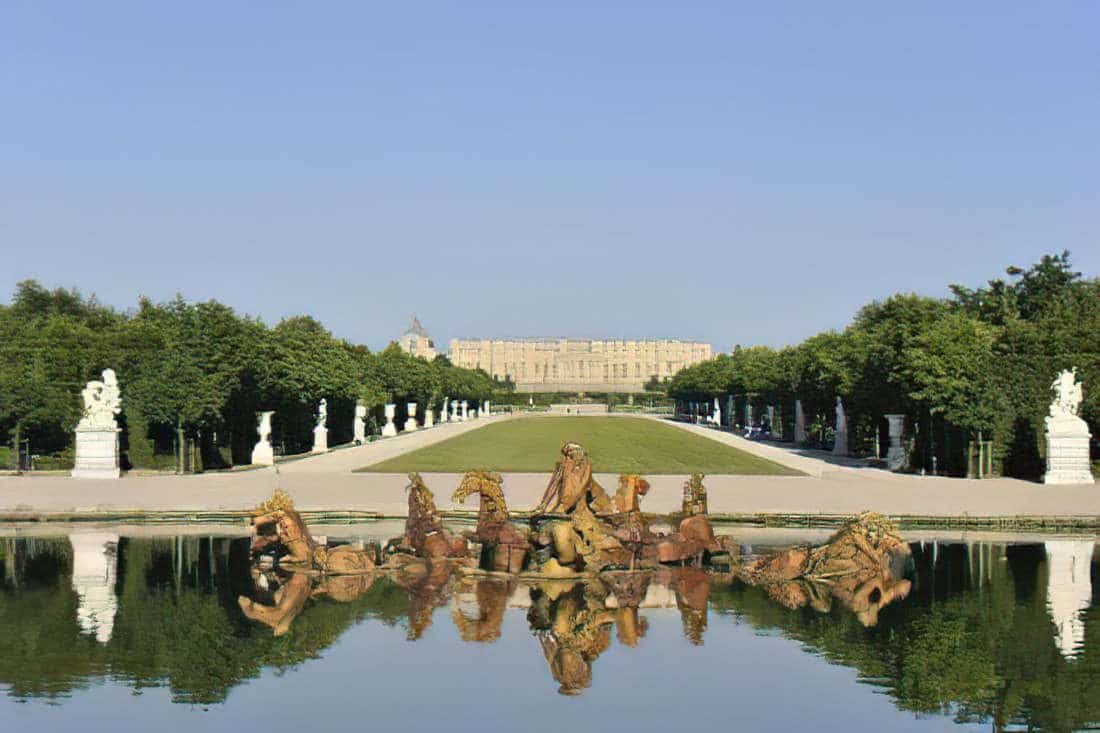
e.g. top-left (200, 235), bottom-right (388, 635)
top-left (240, 441), bottom-right (915, 688)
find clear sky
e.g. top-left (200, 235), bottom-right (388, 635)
top-left (2, 1), bottom-right (1097, 352)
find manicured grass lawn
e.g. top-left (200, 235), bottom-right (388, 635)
top-left (358, 416), bottom-right (800, 475)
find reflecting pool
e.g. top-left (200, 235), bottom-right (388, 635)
top-left (0, 530), bottom-right (1097, 732)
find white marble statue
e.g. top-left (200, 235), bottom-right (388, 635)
top-left (885, 414), bottom-right (907, 471)
top-left (70, 533), bottom-right (119, 644)
top-left (404, 402), bottom-right (419, 432)
top-left (1045, 539), bottom-right (1094, 658)
top-left (1043, 369), bottom-right (1094, 484)
top-left (794, 399), bottom-right (807, 444)
top-left (460, 400), bottom-right (469, 421)
top-left (424, 408), bottom-right (435, 428)
top-left (72, 369), bottom-right (122, 478)
top-left (252, 411), bottom-right (275, 465)
top-left (312, 398), bottom-right (329, 453)
top-left (712, 397), bottom-right (722, 426)
top-left (832, 397), bottom-right (849, 457)
top-left (382, 403), bottom-right (398, 437)
top-left (353, 401), bottom-right (367, 444)
top-left (483, 400), bottom-right (491, 417)
top-left (766, 405), bottom-right (776, 434)
top-left (78, 369), bottom-right (122, 430)
top-left (442, 396), bottom-right (450, 422)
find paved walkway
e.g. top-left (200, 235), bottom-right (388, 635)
top-left (0, 413), bottom-right (1095, 522)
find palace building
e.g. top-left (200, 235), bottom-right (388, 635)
top-left (448, 337), bottom-right (712, 393)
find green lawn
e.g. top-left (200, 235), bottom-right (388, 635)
top-left (358, 416), bottom-right (800, 475)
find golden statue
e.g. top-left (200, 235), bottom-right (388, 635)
top-left (738, 511), bottom-right (912, 626)
top-left (531, 443), bottom-right (626, 575)
top-left (390, 473), bottom-right (467, 560)
top-left (452, 471), bottom-right (528, 573)
top-left (248, 489), bottom-right (375, 574)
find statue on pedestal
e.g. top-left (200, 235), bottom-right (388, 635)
top-left (1043, 368), bottom-right (1094, 484)
top-left (832, 397), bottom-right (849, 457)
top-left (72, 369), bottom-right (123, 478)
top-left (312, 399), bottom-right (328, 453)
top-left (252, 411), bottom-right (275, 465)
top-left (382, 403), bottom-right (398, 437)
top-left (353, 401), bottom-right (367, 444)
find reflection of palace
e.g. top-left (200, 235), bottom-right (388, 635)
top-left (1045, 539), bottom-right (1095, 658)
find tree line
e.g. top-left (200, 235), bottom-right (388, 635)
top-left (0, 282), bottom-right (507, 471)
top-left (666, 252), bottom-right (1099, 478)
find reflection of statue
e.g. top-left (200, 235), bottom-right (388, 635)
top-left (78, 369), bottom-right (121, 429)
top-left (528, 582), bottom-right (616, 695)
top-left (1045, 539), bottom-right (1094, 658)
top-left (669, 567), bottom-right (711, 645)
top-left (453, 471), bottom-right (528, 572)
top-left (451, 577), bottom-right (513, 642)
top-left (238, 570), bottom-right (312, 637)
top-left (388, 554), bottom-right (455, 640)
top-left (739, 512), bottom-right (911, 626)
top-left (248, 490), bottom-right (375, 574)
top-left (69, 533), bottom-right (119, 643)
top-left (238, 567), bottom-right (379, 636)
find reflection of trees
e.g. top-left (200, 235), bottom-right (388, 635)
top-left (0, 537), bottom-right (411, 704)
top-left (711, 542), bottom-right (1100, 732)
top-left (2, 536), bottom-right (1098, 728)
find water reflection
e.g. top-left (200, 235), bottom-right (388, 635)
top-left (0, 533), bottom-right (1097, 731)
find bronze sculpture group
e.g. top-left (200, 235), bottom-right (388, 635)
top-left (237, 441), bottom-right (913, 690)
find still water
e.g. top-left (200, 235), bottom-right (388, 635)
top-left (0, 530), bottom-right (1097, 733)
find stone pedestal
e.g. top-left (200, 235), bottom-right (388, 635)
top-left (404, 402), bottom-right (419, 432)
top-left (252, 411), bottom-right (275, 466)
top-left (1044, 416), bottom-right (1094, 484)
top-left (312, 426), bottom-right (328, 453)
top-left (885, 414), bottom-right (907, 471)
top-left (71, 426), bottom-right (121, 479)
top-left (382, 404), bottom-right (398, 437)
top-left (794, 400), bottom-right (807, 444)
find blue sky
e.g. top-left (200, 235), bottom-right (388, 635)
top-left (2, 1), bottom-right (1097, 351)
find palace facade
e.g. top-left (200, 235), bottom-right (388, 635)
top-left (448, 337), bottom-right (713, 393)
